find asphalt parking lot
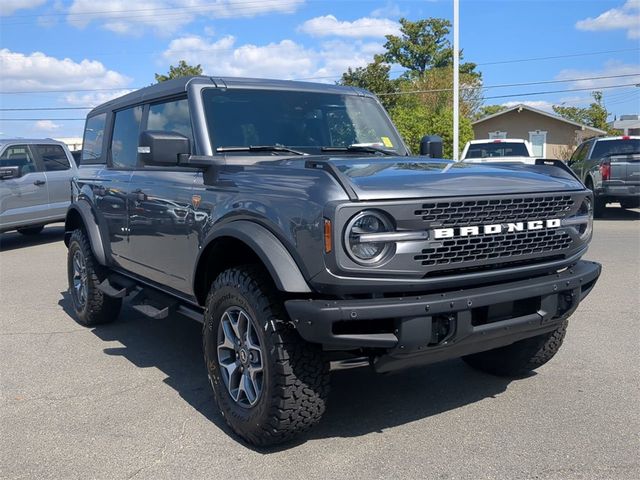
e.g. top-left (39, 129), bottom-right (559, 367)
top-left (1, 208), bottom-right (639, 480)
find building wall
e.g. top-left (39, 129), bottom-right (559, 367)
top-left (472, 109), bottom-right (600, 159)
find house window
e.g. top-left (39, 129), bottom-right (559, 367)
top-left (489, 131), bottom-right (507, 139)
top-left (529, 130), bottom-right (547, 157)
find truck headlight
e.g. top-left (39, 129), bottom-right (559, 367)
top-left (344, 210), bottom-right (394, 265)
top-left (562, 197), bottom-right (593, 241)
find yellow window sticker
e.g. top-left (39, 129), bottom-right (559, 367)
top-left (381, 136), bottom-right (393, 148)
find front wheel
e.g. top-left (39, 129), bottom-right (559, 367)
top-left (203, 265), bottom-right (329, 446)
top-left (67, 229), bottom-right (121, 326)
top-left (462, 320), bottom-right (568, 378)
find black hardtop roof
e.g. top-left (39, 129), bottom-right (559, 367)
top-left (88, 76), bottom-right (373, 117)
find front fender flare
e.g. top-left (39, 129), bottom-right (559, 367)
top-left (201, 221), bottom-right (311, 293)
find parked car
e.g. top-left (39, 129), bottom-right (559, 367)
top-left (461, 138), bottom-right (536, 164)
top-left (64, 76), bottom-right (600, 446)
top-left (568, 136), bottom-right (640, 216)
top-left (0, 139), bottom-right (78, 234)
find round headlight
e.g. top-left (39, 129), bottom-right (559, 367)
top-left (344, 210), bottom-right (394, 265)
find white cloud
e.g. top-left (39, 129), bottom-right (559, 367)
top-left (34, 120), bottom-right (61, 131)
top-left (0, 49), bottom-right (131, 93)
top-left (162, 35), bottom-right (385, 81)
top-left (298, 15), bottom-right (400, 38)
top-left (371, 2), bottom-right (406, 19)
top-left (67, 0), bottom-right (304, 36)
top-left (576, 0), bottom-right (640, 39)
top-left (64, 90), bottom-right (135, 108)
top-left (501, 100), bottom-right (555, 112)
top-left (0, 0), bottom-right (45, 16)
top-left (555, 60), bottom-right (640, 90)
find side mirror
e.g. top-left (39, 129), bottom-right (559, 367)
top-left (138, 130), bottom-right (190, 166)
top-left (0, 166), bottom-right (20, 180)
top-left (419, 135), bottom-right (443, 158)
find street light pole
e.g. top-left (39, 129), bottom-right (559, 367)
top-left (453, 0), bottom-right (460, 161)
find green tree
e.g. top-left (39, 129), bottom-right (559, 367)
top-left (383, 18), bottom-right (479, 78)
top-left (475, 104), bottom-right (507, 120)
top-left (339, 55), bottom-right (399, 110)
top-left (155, 60), bottom-right (203, 83)
top-left (552, 91), bottom-right (612, 132)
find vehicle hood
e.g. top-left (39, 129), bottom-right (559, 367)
top-left (323, 157), bottom-right (584, 200)
top-left (462, 156), bottom-right (537, 164)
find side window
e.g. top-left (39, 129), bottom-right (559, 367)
top-left (111, 106), bottom-right (143, 169)
top-left (34, 145), bottom-right (70, 171)
top-left (82, 113), bottom-right (107, 164)
top-left (570, 143), bottom-right (586, 162)
top-left (0, 145), bottom-right (37, 176)
top-left (147, 98), bottom-right (193, 148)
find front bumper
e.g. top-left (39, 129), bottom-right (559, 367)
top-left (285, 260), bottom-right (601, 372)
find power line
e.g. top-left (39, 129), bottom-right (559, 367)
top-left (3, 72), bottom-right (638, 101)
top-left (2, 82), bottom-right (638, 121)
top-left (476, 48), bottom-right (640, 66)
top-left (482, 83), bottom-right (639, 100)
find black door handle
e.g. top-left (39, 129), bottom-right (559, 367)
top-left (33, 180), bottom-right (46, 186)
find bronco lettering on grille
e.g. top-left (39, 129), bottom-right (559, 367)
top-left (433, 218), bottom-right (561, 239)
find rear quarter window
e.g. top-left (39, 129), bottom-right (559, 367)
top-left (82, 113), bottom-right (107, 164)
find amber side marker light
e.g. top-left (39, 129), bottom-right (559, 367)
top-left (324, 218), bottom-right (332, 253)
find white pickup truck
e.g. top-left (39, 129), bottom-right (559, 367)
top-left (461, 138), bottom-right (537, 164)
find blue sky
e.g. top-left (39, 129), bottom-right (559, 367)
top-left (1, 0), bottom-right (639, 138)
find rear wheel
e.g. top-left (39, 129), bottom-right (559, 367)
top-left (203, 265), bottom-right (329, 446)
top-left (462, 320), bottom-right (568, 377)
top-left (67, 229), bottom-right (121, 326)
top-left (17, 225), bottom-right (44, 235)
top-left (585, 178), bottom-right (605, 218)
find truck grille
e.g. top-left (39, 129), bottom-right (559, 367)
top-left (415, 230), bottom-right (573, 267)
top-left (412, 194), bottom-right (577, 271)
top-left (414, 195), bottom-right (574, 227)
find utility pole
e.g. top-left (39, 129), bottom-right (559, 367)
top-left (453, 0), bottom-right (460, 161)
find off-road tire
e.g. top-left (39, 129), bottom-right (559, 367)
top-left (462, 320), bottom-right (568, 378)
top-left (67, 229), bottom-right (121, 326)
top-left (203, 265), bottom-right (329, 447)
top-left (17, 225), bottom-right (44, 235)
top-left (586, 179), bottom-right (605, 218)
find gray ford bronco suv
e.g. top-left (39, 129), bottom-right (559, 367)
top-left (65, 76), bottom-right (601, 446)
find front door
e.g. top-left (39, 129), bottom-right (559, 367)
top-left (0, 144), bottom-right (49, 230)
top-left (31, 144), bottom-right (75, 219)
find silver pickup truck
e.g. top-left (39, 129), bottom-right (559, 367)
top-left (569, 136), bottom-right (640, 217)
top-left (0, 139), bottom-right (78, 234)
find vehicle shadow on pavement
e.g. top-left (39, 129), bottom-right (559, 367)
top-left (0, 225), bottom-right (65, 251)
top-left (58, 292), bottom-right (514, 452)
top-left (597, 207), bottom-right (640, 221)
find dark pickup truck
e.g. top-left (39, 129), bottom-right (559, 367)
top-left (64, 76), bottom-right (601, 446)
top-left (569, 136), bottom-right (640, 216)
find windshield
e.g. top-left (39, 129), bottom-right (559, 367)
top-left (591, 139), bottom-right (640, 158)
top-left (202, 88), bottom-right (407, 155)
top-left (465, 142), bottom-right (530, 159)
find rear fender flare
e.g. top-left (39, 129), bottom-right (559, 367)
top-left (64, 202), bottom-right (108, 265)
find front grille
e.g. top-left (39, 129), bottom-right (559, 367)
top-left (415, 195), bottom-right (574, 227)
top-left (414, 230), bottom-right (573, 267)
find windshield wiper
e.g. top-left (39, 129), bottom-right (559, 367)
top-left (321, 144), bottom-right (397, 156)
top-left (216, 145), bottom-right (307, 156)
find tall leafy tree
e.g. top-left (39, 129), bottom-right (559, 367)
top-left (383, 18), bottom-right (479, 77)
top-left (553, 91), bottom-right (612, 132)
top-left (155, 60), bottom-right (203, 83)
top-left (339, 55), bottom-right (399, 110)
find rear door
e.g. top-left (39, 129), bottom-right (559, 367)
top-left (0, 144), bottom-right (49, 229)
top-left (591, 138), bottom-right (640, 186)
top-left (32, 144), bottom-right (77, 219)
